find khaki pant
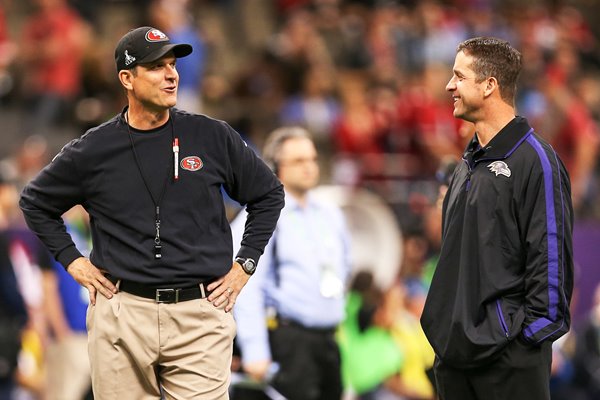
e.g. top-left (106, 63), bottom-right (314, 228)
top-left (87, 289), bottom-right (235, 399)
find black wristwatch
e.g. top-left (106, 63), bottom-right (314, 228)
top-left (235, 257), bottom-right (257, 276)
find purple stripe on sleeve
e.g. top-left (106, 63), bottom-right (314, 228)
top-left (526, 136), bottom-right (559, 324)
top-left (524, 318), bottom-right (552, 338)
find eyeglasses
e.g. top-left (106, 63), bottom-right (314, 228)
top-left (278, 156), bottom-right (318, 168)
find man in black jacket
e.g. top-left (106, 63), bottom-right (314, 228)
top-left (420, 37), bottom-right (574, 400)
top-left (20, 26), bottom-right (284, 399)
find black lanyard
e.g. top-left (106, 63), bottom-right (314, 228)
top-left (125, 110), bottom-right (176, 260)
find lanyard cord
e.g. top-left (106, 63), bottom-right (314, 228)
top-left (125, 109), bottom-right (175, 259)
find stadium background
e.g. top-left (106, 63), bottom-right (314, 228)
top-left (1, 0), bottom-right (600, 398)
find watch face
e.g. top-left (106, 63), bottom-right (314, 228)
top-left (243, 259), bottom-right (256, 274)
top-left (237, 257), bottom-right (256, 275)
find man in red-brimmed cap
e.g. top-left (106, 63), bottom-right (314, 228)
top-left (20, 26), bottom-right (284, 399)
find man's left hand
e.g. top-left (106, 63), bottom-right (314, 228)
top-left (206, 262), bottom-right (250, 312)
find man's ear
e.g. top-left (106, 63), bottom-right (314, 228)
top-left (118, 69), bottom-right (134, 90)
top-left (483, 77), bottom-right (498, 98)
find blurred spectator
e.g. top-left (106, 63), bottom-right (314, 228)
top-left (232, 127), bottom-right (350, 400)
top-left (420, 157), bottom-right (455, 288)
top-left (550, 333), bottom-right (584, 400)
top-left (0, 162), bottom-right (52, 398)
top-left (380, 280), bottom-right (435, 399)
top-left (227, 5), bottom-right (336, 145)
top-left (149, 0), bottom-right (207, 113)
top-left (572, 72), bottom-right (600, 217)
top-left (13, 135), bottom-right (52, 189)
top-left (391, 65), bottom-right (465, 179)
top-left (365, 3), bottom-right (405, 85)
top-left (333, 75), bottom-right (389, 187)
top-left (334, 74), bottom-right (388, 158)
top-left (337, 271), bottom-right (403, 399)
top-left (18, 0), bottom-right (91, 136)
top-left (461, 3), bottom-right (513, 40)
top-left (397, 229), bottom-right (428, 283)
top-left (571, 283), bottom-right (600, 399)
top-left (515, 5), bottom-right (600, 215)
top-left (224, 49), bottom-right (285, 144)
top-left (265, 6), bottom-right (333, 95)
top-left (0, 170), bottom-right (28, 399)
top-left (419, 0), bottom-right (467, 66)
top-left (397, 63), bottom-right (466, 170)
top-left (0, 164), bottom-right (20, 228)
top-left (279, 63), bottom-right (341, 167)
top-left (75, 29), bottom-right (123, 132)
top-left (312, 0), bottom-right (371, 71)
top-left (42, 206), bottom-right (92, 400)
top-left (275, 0), bottom-right (311, 16)
top-left (535, 41), bottom-right (600, 213)
top-left (0, 2), bottom-right (18, 101)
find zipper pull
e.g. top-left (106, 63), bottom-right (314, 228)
top-left (466, 169), bottom-right (472, 192)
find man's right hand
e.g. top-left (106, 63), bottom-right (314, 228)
top-left (66, 257), bottom-right (117, 305)
top-left (243, 360), bottom-right (272, 382)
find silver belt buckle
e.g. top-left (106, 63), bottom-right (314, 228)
top-left (155, 288), bottom-right (179, 303)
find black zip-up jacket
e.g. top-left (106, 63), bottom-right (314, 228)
top-left (421, 117), bottom-right (574, 368)
top-left (19, 108), bottom-right (284, 285)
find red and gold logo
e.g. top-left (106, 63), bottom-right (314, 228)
top-left (145, 29), bottom-right (169, 42)
top-left (180, 156), bottom-right (203, 171)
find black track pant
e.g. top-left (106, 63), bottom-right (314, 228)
top-left (434, 338), bottom-right (553, 400)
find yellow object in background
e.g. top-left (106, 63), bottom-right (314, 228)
top-left (16, 327), bottom-right (45, 395)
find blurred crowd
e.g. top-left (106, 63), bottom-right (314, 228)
top-left (2, 0), bottom-right (600, 221)
top-left (1, 0), bottom-right (600, 399)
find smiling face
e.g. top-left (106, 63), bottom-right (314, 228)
top-left (446, 51), bottom-right (488, 123)
top-left (125, 52), bottom-right (179, 112)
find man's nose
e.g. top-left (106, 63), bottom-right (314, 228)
top-left (166, 65), bottom-right (178, 79)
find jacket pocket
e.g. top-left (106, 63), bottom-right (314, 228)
top-left (496, 299), bottom-right (510, 339)
top-left (495, 296), bottom-right (526, 340)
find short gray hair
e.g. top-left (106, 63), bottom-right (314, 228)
top-left (262, 126), bottom-right (313, 173)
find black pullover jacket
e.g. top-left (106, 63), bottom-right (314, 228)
top-left (20, 108), bottom-right (284, 285)
top-left (421, 117), bottom-right (574, 368)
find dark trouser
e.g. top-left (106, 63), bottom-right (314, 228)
top-left (269, 321), bottom-right (342, 400)
top-left (0, 380), bottom-right (14, 400)
top-left (434, 338), bottom-right (553, 400)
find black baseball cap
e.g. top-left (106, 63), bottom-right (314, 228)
top-left (115, 26), bottom-right (193, 72)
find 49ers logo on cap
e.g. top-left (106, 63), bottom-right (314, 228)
top-left (145, 29), bottom-right (169, 42)
top-left (181, 156), bottom-right (203, 172)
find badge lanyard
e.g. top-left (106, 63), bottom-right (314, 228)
top-left (125, 110), bottom-right (178, 259)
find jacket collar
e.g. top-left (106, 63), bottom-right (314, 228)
top-left (465, 116), bottom-right (534, 161)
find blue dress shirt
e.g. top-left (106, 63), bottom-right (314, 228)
top-left (232, 191), bottom-right (351, 364)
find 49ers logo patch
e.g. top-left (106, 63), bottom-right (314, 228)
top-left (181, 156), bottom-right (203, 172)
top-left (145, 29), bottom-right (169, 42)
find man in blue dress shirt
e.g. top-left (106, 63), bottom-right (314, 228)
top-left (232, 126), bottom-right (351, 400)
